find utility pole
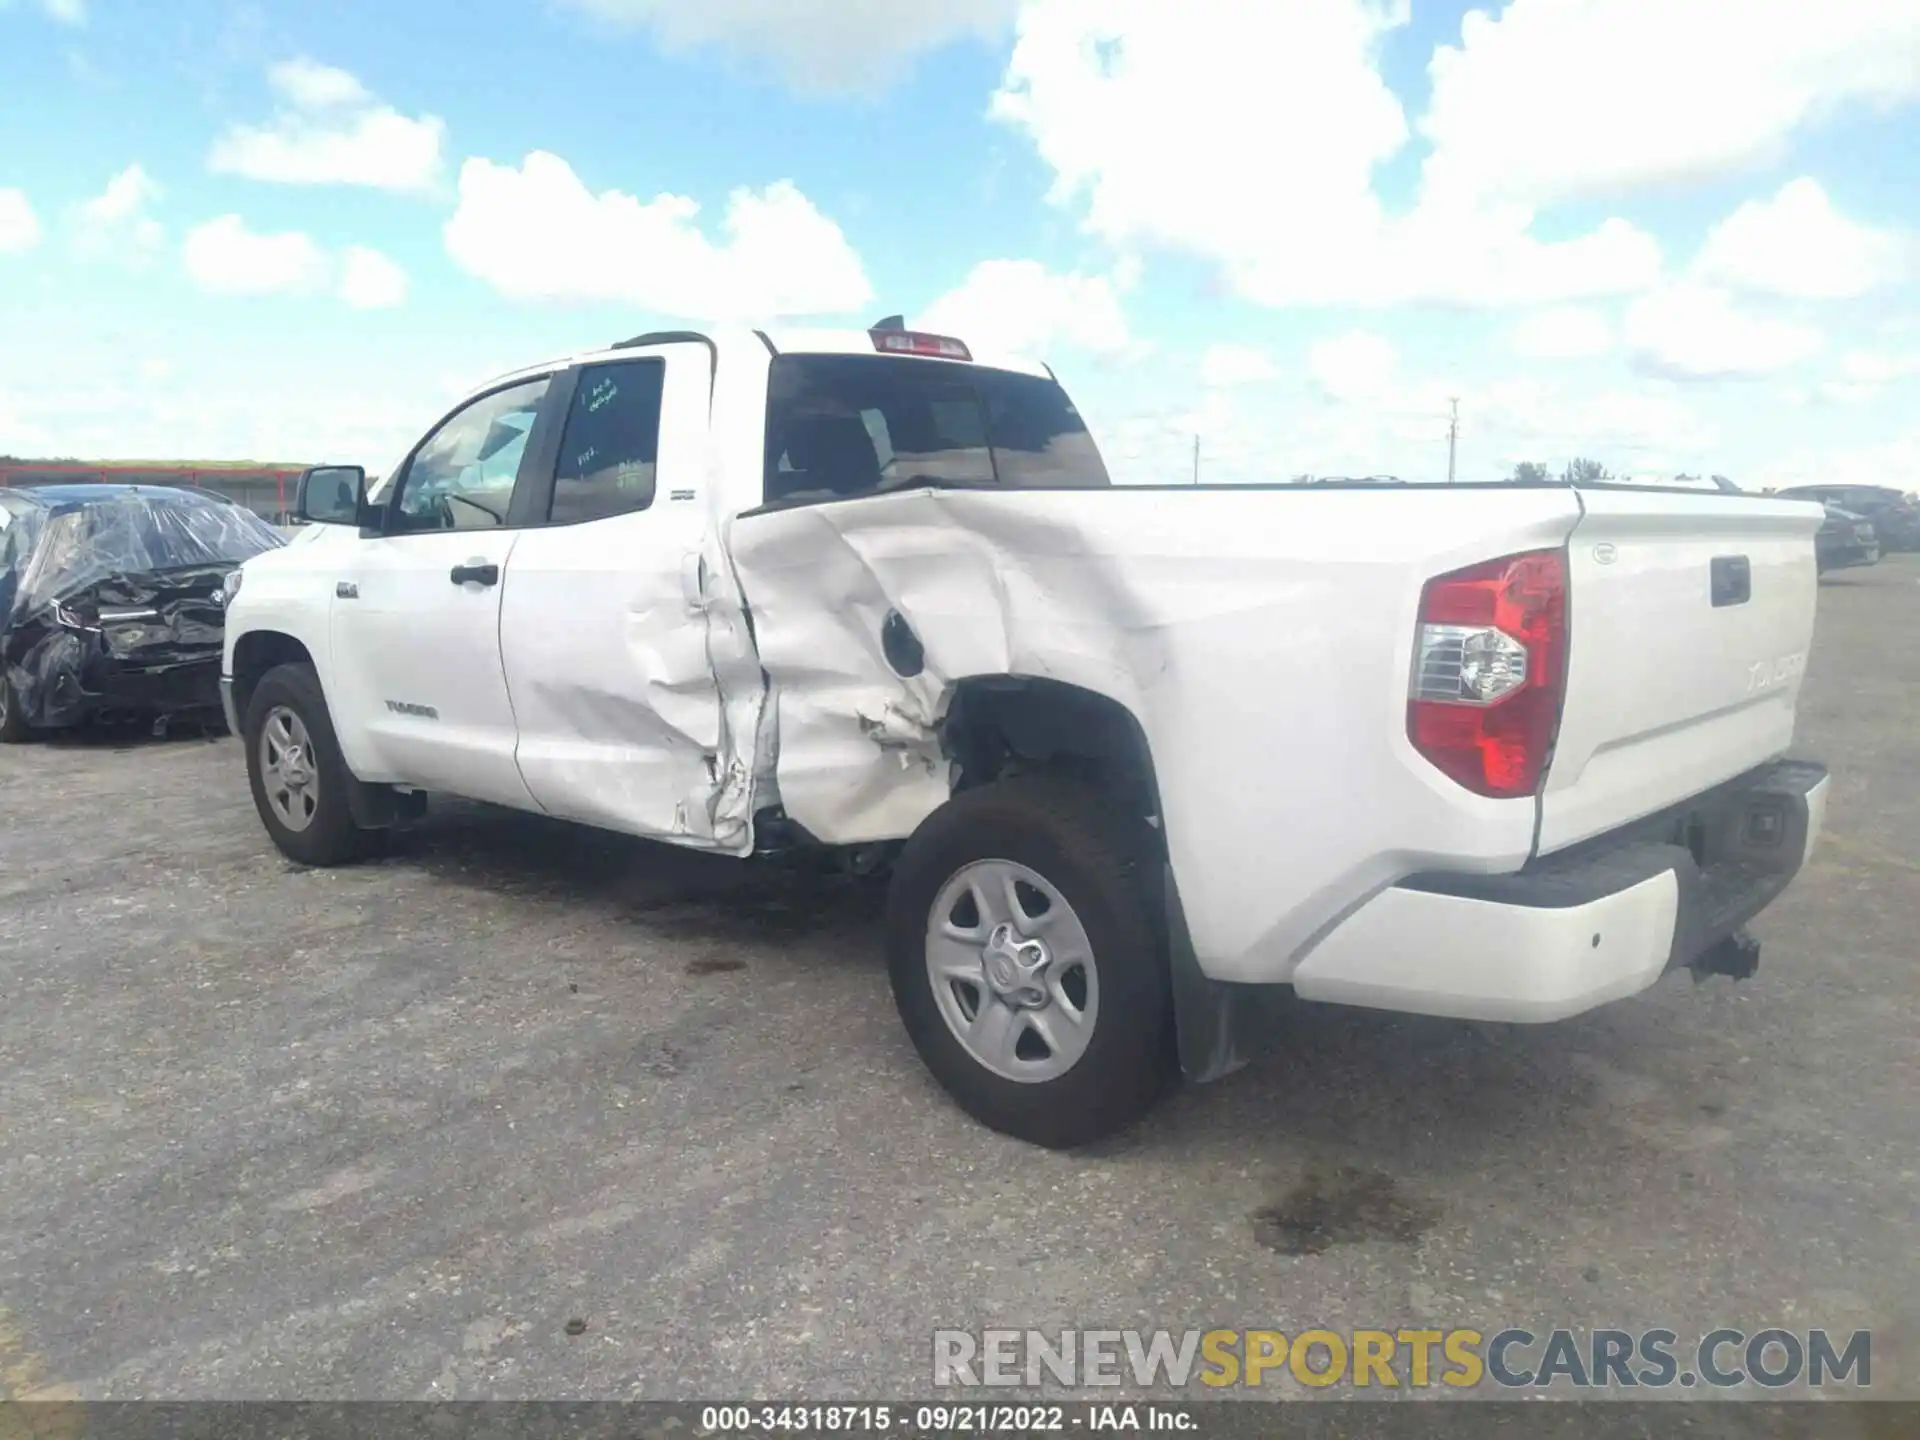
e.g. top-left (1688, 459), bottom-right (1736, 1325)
top-left (1446, 398), bottom-right (1460, 485)
top-left (1192, 434), bottom-right (1201, 485)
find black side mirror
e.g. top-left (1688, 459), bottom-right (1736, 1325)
top-left (296, 465), bottom-right (367, 526)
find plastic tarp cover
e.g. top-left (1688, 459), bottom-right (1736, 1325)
top-left (13, 492), bottom-right (282, 615)
top-left (2, 491), bottom-right (284, 728)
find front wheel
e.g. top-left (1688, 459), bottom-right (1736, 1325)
top-left (886, 777), bottom-right (1175, 1149)
top-left (243, 662), bottom-right (377, 867)
top-left (0, 673), bottom-right (35, 743)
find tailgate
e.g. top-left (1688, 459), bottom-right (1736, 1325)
top-left (1538, 488), bottom-right (1823, 854)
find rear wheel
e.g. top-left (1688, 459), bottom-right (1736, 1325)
top-left (886, 777), bottom-right (1175, 1149)
top-left (243, 662), bottom-right (376, 866)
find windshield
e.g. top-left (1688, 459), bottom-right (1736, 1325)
top-left (13, 491), bottom-right (285, 615)
top-left (762, 354), bottom-right (1111, 506)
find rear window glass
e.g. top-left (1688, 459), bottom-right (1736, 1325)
top-left (762, 354), bottom-right (1111, 507)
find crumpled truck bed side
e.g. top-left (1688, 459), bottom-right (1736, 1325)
top-left (725, 485), bottom-right (1585, 984)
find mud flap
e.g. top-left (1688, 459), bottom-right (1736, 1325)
top-left (1164, 864), bottom-right (1290, 1084)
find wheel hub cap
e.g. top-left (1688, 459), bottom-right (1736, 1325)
top-left (982, 924), bottom-right (1051, 1008)
top-left (259, 705), bottom-right (320, 832)
top-left (924, 858), bottom-right (1100, 1084)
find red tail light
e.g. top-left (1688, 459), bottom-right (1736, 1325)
top-left (1408, 549), bottom-right (1568, 798)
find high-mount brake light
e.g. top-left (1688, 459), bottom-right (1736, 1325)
top-left (1407, 548), bottom-right (1568, 799)
top-left (870, 330), bottom-right (972, 362)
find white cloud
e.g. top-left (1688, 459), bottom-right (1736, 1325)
top-left (1624, 284), bottom-right (1824, 380)
top-left (269, 56), bottom-right (371, 109)
top-left (208, 59), bottom-right (445, 195)
top-left (990, 0), bottom-right (1663, 309)
top-left (442, 151), bottom-right (871, 321)
top-left (1512, 306), bottom-right (1614, 360)
top-left (1751, 429), bottom-right (1920, 492)
top-left (75, 164), bottom-right (163, 260)
top-left (0, 188), bottom-right (42, 254)
top-left (1696, 178), bottom-right (1909, 301)
top-left (5, 0), bottom-right (87, 22)
top-left (556, 0), bottom-right (1016, 93)
top-left (918, 259), bottom-right (1131, 357)
top-left (182, 214), bottom-right (329, 296)
top-left (1842, 350), bottom-right (1920, 383)
top-left (0, 366), bottom-right (444, 467)
top-left (337, 246), bottom-right (408, 309)
top-left (1420, 0), bottom-right (1920, 211)
top-left (1200, 344), bottom-right (1280, 389)
top-left (1308, 331), bottom-right (1397, 402)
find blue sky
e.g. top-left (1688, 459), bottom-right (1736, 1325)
top-left (3, 0), bottom-right (1919, 488)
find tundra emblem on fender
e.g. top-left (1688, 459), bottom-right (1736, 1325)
top-left (1593, 543), bottom-right (1619, 564)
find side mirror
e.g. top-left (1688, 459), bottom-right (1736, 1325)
top-left (296, 465), bottom-right (367, 526)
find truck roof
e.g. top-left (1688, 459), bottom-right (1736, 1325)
top-left (470, 325), bottom-right (1054, 404)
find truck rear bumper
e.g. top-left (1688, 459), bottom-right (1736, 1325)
top-left (1288, 758), bottom-right (1829, 1023)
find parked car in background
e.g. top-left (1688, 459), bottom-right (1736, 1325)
top-left (0, 484), bottom-right (285, 741)
top-left (1813, 505), bottom-right (1882, 576)
top-left (1776, 484), bottom-right (1920, 552)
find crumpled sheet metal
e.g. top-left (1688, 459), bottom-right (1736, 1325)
top-left (3, 492), bottom-right (283, 727)
top-left (13, 491), bottom-right (283, 617)
top-left (727, 484), bottom-right (1585, 983)
top-left (727, 489), bottom-right (1174, 847)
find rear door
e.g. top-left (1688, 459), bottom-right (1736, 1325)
top-left (496, 342), bottom-right (749, 849)
top-left (1537, 486), bottom-right (1824, 854)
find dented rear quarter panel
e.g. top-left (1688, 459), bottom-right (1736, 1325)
top-left (726, 485), bottom-right (1588, 984)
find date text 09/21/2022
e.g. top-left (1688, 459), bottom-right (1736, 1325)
top-left (700, 1405), bottom-right (1193, 1433)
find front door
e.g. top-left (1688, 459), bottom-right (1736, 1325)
top-left (328, 374), bottom-right (556, 808)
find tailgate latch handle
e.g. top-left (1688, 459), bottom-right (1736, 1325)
top-left (1711, 555), bottom-right (1751, 608)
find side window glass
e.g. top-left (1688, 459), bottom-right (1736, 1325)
top-left (550, 359), bottom-right (665, 524)
top-left (393, 377), bottom-right (550, 533)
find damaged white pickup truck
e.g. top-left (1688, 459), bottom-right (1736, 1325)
top-left (220, 323), bottom-right (1832, 1148)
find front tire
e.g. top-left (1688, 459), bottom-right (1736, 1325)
top-left (886, 777), bottom-right (1175, 1149)
top-left (0, 673), bottom-right (34, 743)
top-left (243, 662), bottom-right (376, 867)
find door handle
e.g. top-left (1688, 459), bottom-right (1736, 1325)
top-left (450, 562), bottom-right (500, 587)
top-left (1710, 555), bottom-right (1751, 607)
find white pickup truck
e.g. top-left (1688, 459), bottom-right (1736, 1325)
top-left (220, 323), bottom-right (1831, 1148)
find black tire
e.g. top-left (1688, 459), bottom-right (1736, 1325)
top-left (0, 673), bottom-right (34, 743)
top-left (242, 662), bottom-right (376, 867)
top-left (886, 776), bottom-right (1176, 1149)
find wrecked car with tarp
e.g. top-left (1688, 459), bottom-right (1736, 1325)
top-left (0, 484), bottom-right (284, 741)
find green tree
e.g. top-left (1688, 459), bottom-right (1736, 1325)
top-left (1511, 461), bottom-right (1552, 484)
top-left (1562, 457), bottom-right (1612, 484)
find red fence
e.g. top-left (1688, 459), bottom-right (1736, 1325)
top-left (0, 462), bottom-right (308, 522)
